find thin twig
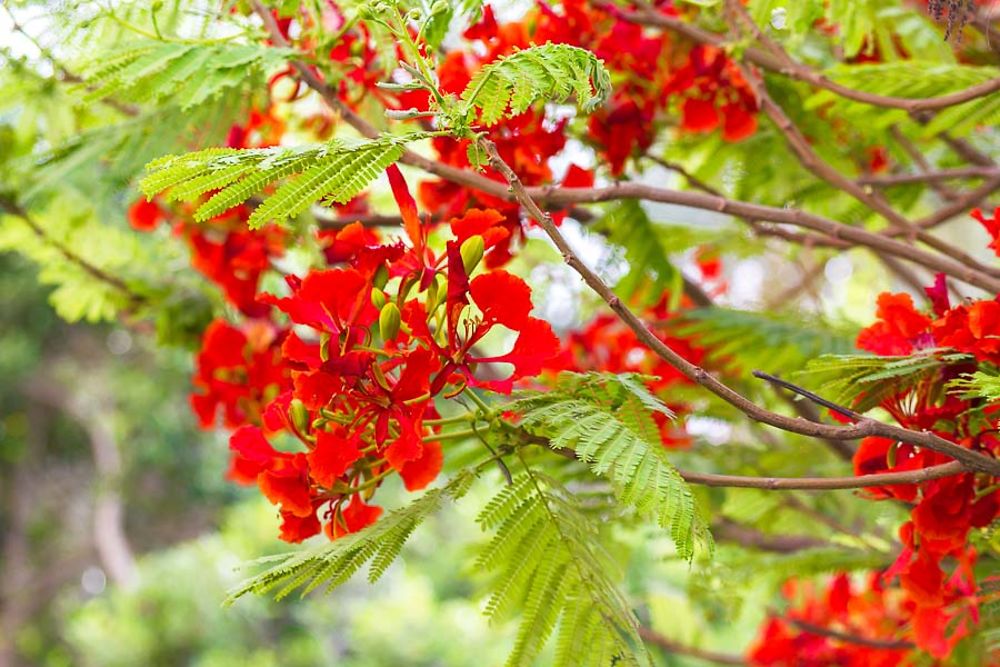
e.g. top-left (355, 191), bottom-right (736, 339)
top-left (619, 2), bottom-right (1000, 114)
top-left (0, 196), bottom-right (145, 306)
top-left (638, 626), bottom-right (747, 665)
top-left (480, 134), bottom-right (1000, 474)
top-left (751, 371), bottom-right (862, 421)
top-left (787, 618), bottom-right (915, 650)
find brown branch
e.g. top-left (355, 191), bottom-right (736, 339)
top-left (525, 183), bottom-right (1000, 293)
top-left (914, 173), bottom-right (1000, 230)
top-left (787, 618), bottom-right (915, 651)
top-left (858, 166), bottom-right (1000, 187)
top-left (712, 518), bottom-right (832, 552)
top-left (638, 626), bottom-right (746, 665)
top-left (678, 460), bottom-right (963, 490)
top-left (251, 1), bottom-right (1000, 293)
top-left (479, 137), bottom-right (1000, 475)
top-left (0, 196), bottom-right (146, 306)
top-left (723, 14), bottom-right (1000, 284)
top-left (620, 3), bottom-right (1000, 114)
top-left (941, 132), bottom-right (996, 168)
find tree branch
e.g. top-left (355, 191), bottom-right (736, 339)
top-left (786, 618), bottom-right (915, 651)
top-left (0, 195), bottom-right (146, 307)
top-left (620, 3), bottom-right (1000, 114)
top-left (712, 518), bottom-right (833, 552)
top-left (479, 137), bottom-right (1000, 475)
top-left (858, 166), bottom-right (1000, 187)
top-left (638, 626), bottom-right (746, 665)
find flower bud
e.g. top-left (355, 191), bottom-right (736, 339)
top-left (289, 398), bottom-right (310, 434)
top-left (371, 287), bottom-right (387, 309)
top-left (460, 235), bottom-right (485, 274)
top-left (426, 273), bottom-right (442, 311)
top-left (379, 302), bottom-right (402, 340)
top-left (320, 332), bottom-right (331, 362)
top-left (373, 264), bottom-right (390, 290)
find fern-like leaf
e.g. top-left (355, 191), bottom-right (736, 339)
top-left (673, 307), bottom-right (857, 377)
top-left (510, 372), bottom-right (712, 560)
top-left (799, 350), bottom-right (972, 412)
top-left (141, 136), bottom-right (414, 228)
top-left (478, 468), bottom-right (649, 667)
top-left (78, 40), bottom-right (293, 110)
top-left (461, 43), bottom-right (611, 126)
top-left (226, 471), bottom-right (476, 603)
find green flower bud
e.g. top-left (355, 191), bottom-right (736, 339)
top-left (289, 398), bottom-right (309, 434)
top-left (373, 264), bottom-right (390, 290)
top-left (460, 235), bottom-right (485, 275)
top-left (320, 332), bottom-right (331, 362)
top-left (379, 302), bottom-right (402, 340)
top-left (371, 287), bottom-right (387, 309)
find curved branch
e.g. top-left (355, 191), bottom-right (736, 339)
top-left (0, 196), bottom-right (145, 307)
top-left (638, 626), bottom-right (746, 665)
top-left (679, 461), bottom-right (963, 490)
top-left (858, 166), bottom-right (1000, 187)
top-left (250, 0), bottom-right (1000, 293)
top-left (787, 618), bottom-right (915, 650)
top-left (479, 137), bottom-right (1000, 476)
top-left (620, 4), bottom-right (1000, 114)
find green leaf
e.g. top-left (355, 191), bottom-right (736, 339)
top-left (673, 308), bottom-right (857, 377)
top-left (461, 43), bottom-right (612, 126)
top-left (226, 470), bottom-right (476, 602)
top-left (77, 40), bottom-right (294, 111)
top-left (141, 135), bottom-right (416, 228)
top-left (478, 468), bottom-right (650, 667)
top-left (798, 350), bottom-right (972, 412)
top-left (510, 371), bottom-right (712, 560)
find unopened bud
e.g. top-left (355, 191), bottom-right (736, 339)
top-left (373, 264), bottom-right (390, 290)
top-left (371, 287), bottom-right (387, 309)
top-left (887, 441), bottom-right (899, 468)
top-left (379, 302), bottom-right (402, 340)
top-left (320, 333), bottom-right (331, 362)
top-left (426, 273), bottom-right (442, 312)
top-left (460, 235), bottom-right (485, 274)
top-left (289, 398), bottom-right (309, 434)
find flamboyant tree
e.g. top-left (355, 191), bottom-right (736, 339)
top-left (3, 0), bottom-right (1000, 663)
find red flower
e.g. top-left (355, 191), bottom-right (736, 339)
top-left (972, 206), bottom-right (1000, 257)
top-left (933, 298), bottom-right (1000, 364)
top-left (856, 292), bottom-right (932, 355)
top-left (190, 319), bottom-right (290, 429)
top-left (128, 198), bottom-right (165, 231)
top-left (306, 427), bottom-right (363, 488)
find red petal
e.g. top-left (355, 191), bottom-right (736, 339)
top-left (227, 425), bottom-right (280, 484)
top-left (387, 164), bottom-right (422, 249)
top-left (307, 430), bottom-right (362, 487)
top-left (398, 441), bottom-right (443, 491)
top-left (258, 455), bottom-right (314, 517)
top-left (470, 270), bottom-right (533, 329)
top-left (278, 509), bottom-right (321, 543)
top-left (385, 430), bottom-right (423, 470)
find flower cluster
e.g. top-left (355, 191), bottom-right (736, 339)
top-left (749, 574), bottom-right (914, 666)
top-left (850, 276), bottom-right (1000, 655)
top-left (176, 160), bottom-right (560, 542)
top-left (756, 259), bottom-right (1000, 659)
